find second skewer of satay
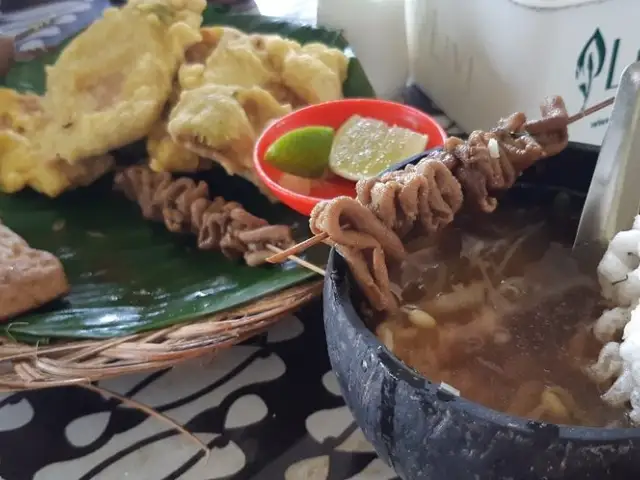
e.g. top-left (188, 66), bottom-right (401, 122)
top-left (268, 95), bottom-right (614, 312)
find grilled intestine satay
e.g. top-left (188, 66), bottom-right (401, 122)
top-left (356, 156), bottom-right (464, 237)
top-left (115, 166), bottom-right (294, 266)
top-left (311, 96), bottom-right (570, 311)
top-left (310, 197), bottom-right (407, 310)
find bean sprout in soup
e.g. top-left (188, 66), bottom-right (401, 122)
top-left (370, 189), bottom-right (633, 427)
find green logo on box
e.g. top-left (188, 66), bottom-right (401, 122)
top-left (576, 28), bottom-right (639, 117)
top-left (576, 29), bottom-right (606, 110)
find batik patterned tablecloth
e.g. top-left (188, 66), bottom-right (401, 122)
top-left (0, 1), bottom-right (461, 478)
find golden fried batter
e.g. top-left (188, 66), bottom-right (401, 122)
top-left (0, 128), bottom-right (114, 198)
top-left (236, 86), bottom-right (292, 132)
top-left (168, 84), bottom-right (256, 175)
top-left (0, 88), bottom-right (115, 197)
top-left (29, 154), bottom-right (115, 198)
top-left (166, 84), bottom-right (287, 201)
top-left (0, 131), bottom-right (34, 194)
top-left (0, 9), bottom-right (350, 202)
top-left (179, 26), bottom-right (247, 90)
top-left (147, 118), bottom-right (200, 173)
top-left (248, 37), bottom-right (347, 104)
top-left (180, 31), bottom-right (275, 91)
top-left (38, 0), bottom-right (206, 165)
top-left (0, 89), bottom-right (47, 194)
top-left (0, 89), bottom-right (45, 134)
top-left (168, 84), bottom-right (291, 172)
top-left (184, 26), bottom-right (242, 64)
top-left (151, 25), bottom-right (251, 173)
top-left (203, 36), bottom-right (274, 87)
top-left (280, 50), bottom-right (344, 104)
top-left (248, 33), bottom-right (301, 72)
top-left (301, 42), bottom-right (349, 82)
top-left (163, 26), bottom-right (347, 200)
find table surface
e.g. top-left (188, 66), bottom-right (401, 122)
top-left (0, 2), bottom-right (460, 479)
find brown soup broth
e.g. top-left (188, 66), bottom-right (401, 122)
top-left (372, 188), bottom-right (628, 427)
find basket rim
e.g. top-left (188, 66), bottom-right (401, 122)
top-left (0, 279), bottom-right (322, 391)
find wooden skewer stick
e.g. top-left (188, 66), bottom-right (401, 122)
top-left (568, 96), bottom-right (615, 123)
top-left (265, 244), bottom-right (325, 276)
top-left (267, 231), bottom-right (330, 264)
top-left (266, 96), bottom-right (616, 266)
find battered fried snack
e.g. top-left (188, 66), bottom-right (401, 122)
top-left (0, 88), bottom-right (43, 134)
top-left (162, 26), bottom-right (347, 200)
top-left (38, 0), bottom-right (206, 165)
top-left (0, 222), bottom-right (70, 322)
top-left (279, 44), bottom-right (348, 104)
top-left (169, 84), bottom-right (291, 169)
top-left (0, 88), bottom-right (115, 197)
top-left (167, 83), bottom-right (288, 200)
top-left (147, 26), bottom-right (251, 174)
top-left (168, 84), bottom-right (259, 176)
top-left (178, 26), bottom-right (275, 91)
top-left (147, 117), bottom-right (201, 173)
top-left (114, 166), bottom-right (294, 266)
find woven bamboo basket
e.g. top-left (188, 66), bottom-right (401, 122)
top-left (0, 280), bottom-right (322, 391)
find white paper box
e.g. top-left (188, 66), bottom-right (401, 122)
top-left (318, 0), bottom-right (409, 99)
top-left (406, 0), bottom-right (639, 145)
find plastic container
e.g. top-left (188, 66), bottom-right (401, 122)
top-left (406, 0), bottom-right (640, 145)
top-left (317, 0), bottom-right (409, 99)
top-left (254, 98), bottom-right (447, 216)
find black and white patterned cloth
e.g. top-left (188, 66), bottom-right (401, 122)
top-left (0, 1), bottom-right (462, 478)
top-left (0, 0), bottom-right (109, 51)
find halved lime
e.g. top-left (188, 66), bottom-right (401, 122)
top-left (265, 126), bottom-right (335, 179)
top-left (329, 115), bottom-right (429, 181)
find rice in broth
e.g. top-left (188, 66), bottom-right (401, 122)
top-left (370, 189), bottom-right (634, 428)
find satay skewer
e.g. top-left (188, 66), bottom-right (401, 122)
top-left (267, 231), bottom-right (331, 264)
top-left (265, 245), bottom-right (325, 276)
top-left (508, 96), bottom-right (614, 138)
top-left (569, 97), bottom-right (615, 123)
top-left (266, 96), bottom-right (616, 266)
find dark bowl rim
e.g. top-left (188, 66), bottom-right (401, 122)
top-left (329, 140), bottom-right (640, 441)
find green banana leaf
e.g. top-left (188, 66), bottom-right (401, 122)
top-left (0, 9), bottom-right (375, 343)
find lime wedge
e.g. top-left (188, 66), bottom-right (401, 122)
top-left (329, 115), bottom-right (429, 181)
top-left (265, 126), bottom-right (335, 179)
